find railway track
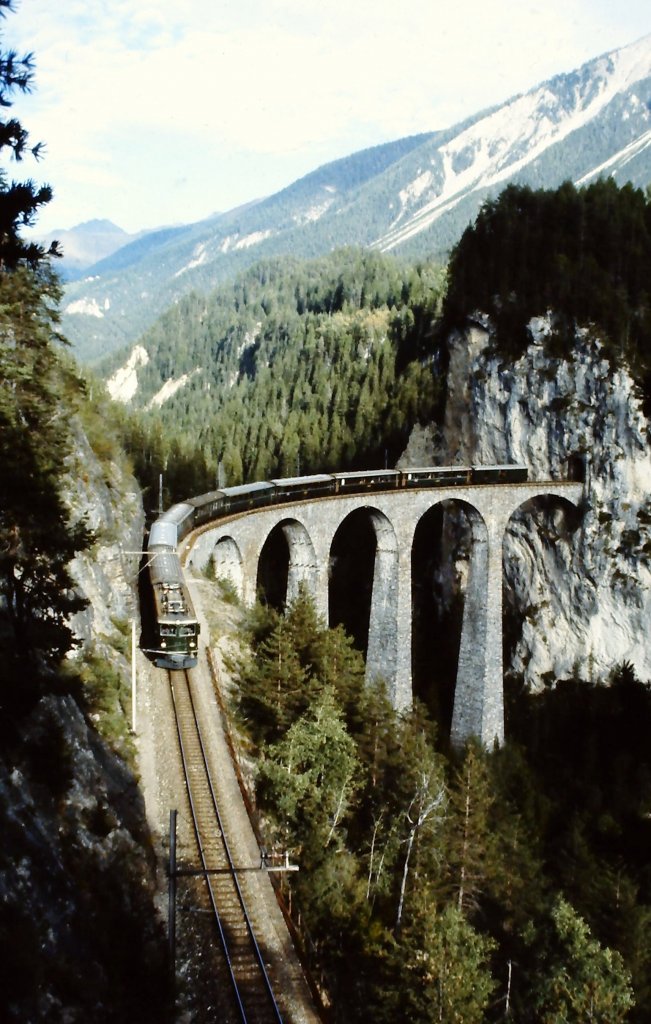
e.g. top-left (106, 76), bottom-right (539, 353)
top-left (169, 668), bottom-right (284, 1024)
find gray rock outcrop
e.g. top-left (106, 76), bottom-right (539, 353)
top-left (433, 317), bottom-right (651, 687)
top-left (64, 419), bottom-right (145, 656)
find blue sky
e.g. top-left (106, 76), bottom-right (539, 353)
top-left (6, 0), bottom-right (651, 235)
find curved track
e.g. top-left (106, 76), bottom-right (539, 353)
top-left (170, 668), bottom-right (283, 1024)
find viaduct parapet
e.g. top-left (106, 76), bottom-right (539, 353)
top-left (185, 480), bottom-right (583, 748)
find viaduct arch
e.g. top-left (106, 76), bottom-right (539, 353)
top-left (186, 479), bottom-right (584, 747)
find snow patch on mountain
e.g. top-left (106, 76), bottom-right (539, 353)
top-left (293, 197), bottom-right (335, 225)
top-left (398, 170), bottom-right (434, 209)
top-left (65, 296), bottom-right (110, 318)
top-left (576, 126), bottom-right (651, 183)
top-left (234, 230), bottom-right (273, 251)
top-left (377, 34), bottom-right (651, 251)
top-left (218, 230), bottom-right (273, 253)
top-left (174, 241), bottom-right (209, 278)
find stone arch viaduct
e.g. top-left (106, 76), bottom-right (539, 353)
top-left (184, 477), bottom-right (584, 748)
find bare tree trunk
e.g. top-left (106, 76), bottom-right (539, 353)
top-left (325, 780), bottom-right (349, 846)
top-left (457, 769), bottom-right (471, 913)
top-left (366, 815), bottom-right (382, 901)
top-left (397, 826), bottom-right (416, 927)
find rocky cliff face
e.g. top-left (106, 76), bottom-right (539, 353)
top-left (65, 419), bottom-right (145, 654)
top-left (435, 317), bottom-right (651, 688)
top-left (0, 693), bottom-right (166, 1021)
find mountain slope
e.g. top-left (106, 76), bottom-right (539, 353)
top-left (375, 34), bottom-right (651, 252)
top-left (63, 134), bottom-right (435, 362)
top-left (64, 34), bottom-right (651, 363)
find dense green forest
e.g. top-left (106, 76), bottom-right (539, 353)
top-left (114, 248), bottom-right (446, 505)
top-left (0, 262), bottom-right (89, 697)
top-left (443, 179), bottom-right (651, 406)
top-left (228, 592), bottom-right (649, 1023)
top-left (0, 263), bottom-right (169, 1017)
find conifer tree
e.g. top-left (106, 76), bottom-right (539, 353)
top-left (236, 614), bottom-right (309, 744)
top-left (393, 904), bottom-right (497, 1024)
top-left (257, 686), bottom-right (360, 857)
top-left (0, 0), bottom-right (59, 270)
top-left (392, 715), bottom-right (447, 928)
top-left (533, 897), bottom-right (635, 1024)
top-left (444, 740), bottom-right (499, 916)
top-left (0, 1), bottom-right (89, 699)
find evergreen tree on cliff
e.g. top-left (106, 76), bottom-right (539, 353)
top-left (0, 1), bottom-right (58, 269)
top-left (442, 179), bottom-right (651, 390)
top-left (0, 0), bottom-right (89, 704)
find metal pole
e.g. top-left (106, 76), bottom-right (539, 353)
top-left (158, 472), bottom-right (164, 515)
top-left (505, 959), bottom-right (512, 1016)
top-left (169, 810), bottom-right (177, 983)
top-left (131, 618), bottom-right (137, 733)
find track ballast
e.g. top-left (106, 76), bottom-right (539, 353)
top-left (169, 668), bottom-right (283, 1024)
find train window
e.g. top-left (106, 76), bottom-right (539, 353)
top-left (160, 626), bottom-right (177, 636)
top-left (179, 626), bottom-right (196, 636)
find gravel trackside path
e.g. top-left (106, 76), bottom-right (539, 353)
top-left (136, 574), bottom-right (322, 1024)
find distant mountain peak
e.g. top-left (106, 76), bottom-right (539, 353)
top-left (41, 220), bottom-right (144, 282)
top-left (70, 218), bottom-right (127, 235)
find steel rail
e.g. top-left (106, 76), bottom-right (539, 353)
top-left (170, 669), bottom-right (283, 1024)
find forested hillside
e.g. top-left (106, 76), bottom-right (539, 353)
top-left (62, 131), bottom-right (437, 361)
top-left (114, 248), bottom-right (446, 504)
top-left (0, 245), bottom-right (169, 1016)
top-left (0, 260), bottom-right (168, 1018)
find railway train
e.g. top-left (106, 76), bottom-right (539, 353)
top-left (144, 515), bottom-right (201, 669)
top-left (142, 464), bottom-right (528, 669)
